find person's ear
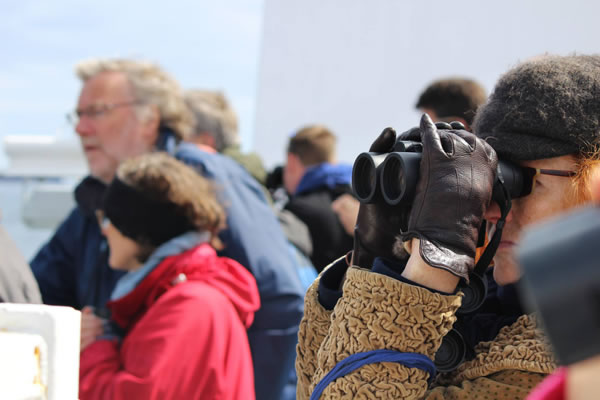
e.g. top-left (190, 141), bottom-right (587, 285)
top-left (191, 133), bottom-right (217, 150)
top-left (142, 104), bottom-right (161, 139)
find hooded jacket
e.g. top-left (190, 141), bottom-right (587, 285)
top-left (31, 130), bottom-right (305, 400)
top-left (285, 163), bottom-right (354, 271)
top-left (80, 243), bottom-right (260, 400)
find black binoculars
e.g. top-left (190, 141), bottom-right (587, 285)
top-left (352, 140), bottom-right (532, 205)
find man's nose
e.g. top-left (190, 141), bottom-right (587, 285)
top-left (484, 200), bottom-right (513, 224)
top-left (75, 115), bottom-right (94, 137)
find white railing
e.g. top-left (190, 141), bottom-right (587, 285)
top-left (0, 135), bottom-right (88, 229)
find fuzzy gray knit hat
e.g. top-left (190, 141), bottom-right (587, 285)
top-left (473, 55), bottom-right (600, 161)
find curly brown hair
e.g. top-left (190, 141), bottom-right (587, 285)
top-left (116, 152), bottom-right (225, 258)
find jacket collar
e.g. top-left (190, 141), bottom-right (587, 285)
top-left (110, 231), bottom-right (210, 301)
top-left (294, 163), bottom-right (352, 196)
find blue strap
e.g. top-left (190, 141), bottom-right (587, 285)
top-left (309, 349), bottom-right (436, 400)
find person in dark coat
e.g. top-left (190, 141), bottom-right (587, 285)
top-left (30, 58), bottom-right (304, 400)
top-left (283, 125), bottom-right (354, 271)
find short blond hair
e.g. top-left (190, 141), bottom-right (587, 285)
top-left (184, 90), bottom-right (239, 151)
top-left (76, 58), bottom-right (193, 140)
top-left (287, 125), bottom-right (337, 166)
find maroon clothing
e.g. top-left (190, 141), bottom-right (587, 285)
top-left (79, 244), bottom-right (260, 400)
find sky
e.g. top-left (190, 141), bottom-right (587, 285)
top-left (0, 0), bottom-right (265, 167)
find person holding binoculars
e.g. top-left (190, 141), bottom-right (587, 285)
top-left (296, 54), bottom-right (600, 399)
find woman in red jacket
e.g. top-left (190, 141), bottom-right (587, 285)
top-left (79, 153), bottom-right (260, 400)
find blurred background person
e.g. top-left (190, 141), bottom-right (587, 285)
top-left (30, 58), bottom-right (304, 400)
top-left (185, 88), bottom-right (316, 288)
top-left (0, 209), bottom-right (41, 303)
top-left (283, 124), bottom-right (354, 271)
top-left (79, 153), bottom-right (259, 400)
top-left (415, 77), bottom-right (487, 131)
top-left (184, 89), bottom-right (268, 186)
top-left (185, 89), bottom-right (316, 398)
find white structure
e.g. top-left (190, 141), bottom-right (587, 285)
top-left (0, 303), bottom-right (81, 400)
top-left (0, 136), bottom-right (87, 229)
top-left (254, 0), bottom-right (600, 167)
top-left (1, 135), bottom-right (87, 178)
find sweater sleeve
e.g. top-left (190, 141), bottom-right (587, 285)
top-left (300, 266), bottom-right (462, 399)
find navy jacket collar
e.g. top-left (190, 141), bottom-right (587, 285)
top-left (294, 163), bottom-right (352, 196)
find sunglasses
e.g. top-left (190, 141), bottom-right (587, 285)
top-left (518, 166), bottom-right (577, 198)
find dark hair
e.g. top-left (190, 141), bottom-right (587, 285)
top-left (416, 78), bottom-right (487, 126)
top-left (287, 125), bottom-right (336, 166)
top-left (106, 152), bottom-right (225, 262)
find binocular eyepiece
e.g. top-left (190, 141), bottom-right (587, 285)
top-left (352, 140), bottom-right (532, 205)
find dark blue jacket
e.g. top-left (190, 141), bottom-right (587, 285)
top-left (31, 132), bottom-right (305, 400)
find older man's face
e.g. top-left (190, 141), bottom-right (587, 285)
top-left (75, 71), bottom-right (156, 183)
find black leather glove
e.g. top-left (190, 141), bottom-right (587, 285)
top-left (353, 128), bottom-right (411, 268)
top-left (400, 114), bottom-right (497, 280)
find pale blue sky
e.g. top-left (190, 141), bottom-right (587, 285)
top-left (0, 1), bottom-right (265, 165)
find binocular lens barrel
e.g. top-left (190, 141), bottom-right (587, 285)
top-left (380, 152), bottom-right (422, 205)
top-left (352, 152), bottom-right (388, 203)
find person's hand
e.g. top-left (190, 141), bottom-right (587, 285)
top-left (332, 194), bottom-right (360, 236)
top-left (567, 353), bottom-right (600, 400)
top-left (80, 306), bottom-right (104, 352)
top-left (352, 127), bottom-right (412, 268)
top-left (401, 114), bottom-right (497, 282)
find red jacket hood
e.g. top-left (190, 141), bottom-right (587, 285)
top-left (108, 243), bottom-right (260, 331)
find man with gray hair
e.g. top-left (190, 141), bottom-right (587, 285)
top-left (31, 58), bottom-right (305, 400)
top-left (185, 89), bottom-right (267, 185)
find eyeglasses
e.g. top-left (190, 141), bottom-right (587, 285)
top-left (520, 166), bottom-right (577, 197)
top-left (95, 210), bottom-right (111, 229)
top-left (66, 100), bottom-right (143, 125)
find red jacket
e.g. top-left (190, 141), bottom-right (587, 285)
top-left (79, 243), bottom-right (260, 400)
top-left (526, 367), bottom-right (566, 400)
